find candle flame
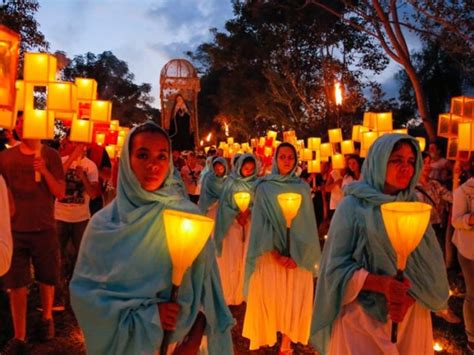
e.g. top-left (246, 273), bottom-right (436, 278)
top-left (224, 122), bottom-right (229, 137)
top-left (206, 132), bottom-right (212, 142)
top-left (433, 342), bottom-right (443, 352)
top-left (335, 81), bottom-right (343, 106)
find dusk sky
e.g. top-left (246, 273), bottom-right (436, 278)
top-left (36, 0), bottom-right (409, 108)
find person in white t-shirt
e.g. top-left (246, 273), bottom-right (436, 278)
top-left (55, 137), bottom-right (99, 305)
top-left (325, 161), bottom-right (346, 218)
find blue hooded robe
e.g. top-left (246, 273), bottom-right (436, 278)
top-left (198, 157), bottom-right (229, 214)
top-left (70, 122), bottom-right (234, 355)
top-left (310, 134), bottom-right (449, 354)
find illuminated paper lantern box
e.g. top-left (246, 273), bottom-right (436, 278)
top-left (283, 130), bottom-right (296, 142)
top-left (451, 96), bottom-right (474, 118)
top-left (0, 25), bottom-right (20, 111)
top-left (308, 159), bottom-right (321, 173)
top-left (328, 128), bottom-right (342, 144)
top-left (267, 130), bottom-right (277, 139)
top-left (75, 78), bottom-right (97, 101)
top-left (227, 137), bottom-right (234, 145)
top-left (362, 131), bottom-right (378, 151)
top-left (300, 148), bottom-right (313, 161)
top-left (47, 82), bottom-right (77, 114)
top-left (95, 132), bottom-right (106, 146)
top-left (241, 142), bottom-right (250, 151)
top-left (415, 137), bottom-right (426, 151)
top-left (23, 52), bottom-right (57, 83)
top-left (352, 125), bottom-right (369, 142)
top-left (109, 119), bottom-right (119, 131)
top-left (437, 113), bottom-right (464, 138)
top-left (90, 100), bottom-right (112, 123)
top-left (265, 136), bottom-right (274, 147)
top-left (307, 137), bottom-right (321, 151)
top-left (374, 112), bottom-right (393, 132)
top-left (273, 140), bottom-right (281, 148)
top-left (363, 112), bottom-right (376, 130)
top-left (15, 80), bottom-right (25, 111)
top-left (23, 109), bottom-right (55, 139)
top-left (70, 117), bottom-right (94, 143)
top-left (458, 122), bottom-right (474, 151)
top-left (332, 153), bottom-right (345, 170)
top-left (341, 140), bottom-right (355, 155)
top-left (0, 106), bottom-right (18, 130)
top-left (250, 138), bottom-right (258, 148)
top-left (320, 143), bottom-right (333, 158)
top-left (105, 130), bottom-right (118, 145)
top-left (105, 144), bottom-right (117, 159)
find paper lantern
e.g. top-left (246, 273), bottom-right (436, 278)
top-left (75, 78), bottom-right (97, 101)
top-left (227, 137), bottom-right (234, 145)
top-left (22, 109), bottom-right (55, 139)
top-left (458, 122), bottom-right (474, 151)
top-left (23, 52), bottom-right (57, 83)
top-left (392, 128), bottom-right (408, 134)
top-left (437, 113), bottom-right (463, 138)
top-left (267, 130), bottom-right (277, 139)
top-left (273, 140), bottom-right (281, 148)
top-left (204, 146), bottom-right (210, 154)
top-left (359, 149), bottom-right (367, 158)
top-left (301, 148), bottom-right (313, 161)
top-left (352, 125), bottom-right (369, 142)
top-left (47, 82), bottom-right (77, 114)
top-left (283, 130), bottom-right (296, 142)
top-left (234, 192), bottom-right (251, 212)
top-left (0, 25), bottom-right (20, 111)
top-left (277, 193), bottom-right (302, 229)
top-left (263, 146), bottom-right (272, 157)
top-left (415, 137), bottom-right (426, 151)
top-left (320, 143), bottom-right (333, 158)
top-left (362, 131), bottom-right (378, 151)
top-left (109, 119), bottom-right (119, 131)
top-left (163, 209), bottom-right (214, 286)
top-left (15, 80), bottom-right (24, 111)
top-left (250, 138), bottom-right (258, 148)
top-left (451, 96), bottom-right (474, 118)
top-left (105, 145), bottom-right (117, 159)
top-left (95, 132), bottom-right (105, 146)
top-left (241, 142), bottom-right (250, 152)
top-left (0, 105), bottom-right (17, 130)
top-left (363, 112), bottom-right (376, 129)
top-left (332, 153), bottom-right (345, 170)
top-left (258, 137), bottom-right (265, 146)
top-left (308, 159), bottom-right (321, 173)
top-left (307, 137), bottom-right (321, 151)
top-left (374, 112), bottom-right (393, 132)
top-left (341, 140), bottom-right (355, 155)
top-left (328, 128), bottom-right (343, 143)
top-left (90, 100), bottom-right (112, 123)
top-left (70, 117), bottom-right (94, 143)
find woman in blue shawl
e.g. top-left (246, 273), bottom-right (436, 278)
top-left (310, 134), bottom-right (449, 355)
top-left (242, 142), bottom-right (321, 354)
top-left (198, 157), bottom-right (228, 216)
top-left (70, 122), bottom-right (234, 355)
top-left (214, 154), bottom-right (258, 305)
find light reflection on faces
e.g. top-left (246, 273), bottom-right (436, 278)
top-left (277, 146), bottom-right (296, 175)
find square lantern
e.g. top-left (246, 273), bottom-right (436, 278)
top-left (22, 109), bottom-right (55, 139)
top-left (90, 100), bottom-right (112, 123)
top-left (374, 112), bottom-right (393, 132)
top-left (341, 140), bottom-right (355, 155)
top-left (0, 101), bottom-right (18, 129)
top-left (437, 113), bottom-right (463, 138)
top-left (328, 128), bottom-right (343, 144)
top-left (301, 148), bottom-right (313, 161)
top-left (267, 130), bottom-right (277, 139)
top-left (352, 125), bottom-right (369, 142)
top-left (15, 80), bottom-right (25, 110)
top-left (332, 153), bottom-right (345, 170)
top-left (451, 96), bottom-right (474, 119)
top-left (95, 132), bottom-right (106, 146)
top-left (75, 78), bottom-right (98, 101)
top-left (458, 122), bottom-right (474, 151)
top-left (272, 140), bottom-right (281, 148)
top-left (109, 119), bottom-right (120, 131)
top-left (307, 137), bottom-right (321, 151)
top-left (70, 117), bottom-right (94, 143)
top-left (0, 25), bottom-right (20, 110)
top-left (250, 138), bottom-right (258, 148)
top-left (105, 145), bottom-right (117, 160)
top-left (227, 137), bottom-right (234, 145)
top-left (23, 52), bottom-right (57, 83)
top-left (308, 159), bottom-right (321, 173)
top-left (47, 82), bottom-right (77, 114)
top-left (320, 142), bottom-right (333, 158)
top-left (363, 112), bottom-right (376, 130)
top-left (283, 130), bottom-right (296, 142)
top-left (361, 131), bottom-right (378, 151)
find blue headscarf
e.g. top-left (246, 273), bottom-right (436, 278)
top-left (70, 122), bottom-right (234, 355)
top-left (198, 157), bottom-right (229, 213)
top-left (310, 134), bottom-right (449, 354)
top-left (213, 154), bottom-right (258, 255)
top-left (198, 156), bottom-right (213, 186)
top-left (244, 143), bottom-right (321, 295)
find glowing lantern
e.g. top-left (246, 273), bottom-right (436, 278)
top-left (273, 140), bottom-right (281, 149)
top-left (70, 117), bottom-right (94, 143)
top-left (363, 112), bottom-right (376, 129)
top-left (362, 131), bottom-right (378, 151)
top-left (307, 137), bottom-right (321, 151)
top-left (458, 122), bottom-right (474, 151)
top-left (437, 113), bottom-right (462, 138)
top-left (328, 128), bottom-right (343, 143)
top-left (332, 153), bottom-right (345, 170)
top-left (75, 78), bottom-right (97, 101)
top-left (301, 148), bottom-right (313, 161)
top-left (227, 137), bottom-right (234, 145)
top-left (23, 52), bottom-right (57, 83)
top-left (241, 142), bottom-right (250, 152)
top-left (95, 132), bottom-right (105, 146)
top-left (90, 100), bottom-right (112, 123)
top-left (0, 105), bottom-right (18, 130)
top-left (267, 130), bottom-right (278, 139)
top-left (308, 159), bottom-right (321, 173)
top-left (451, 96), bottom-right (474, 118)
top-left (352, 125), bottom-right (369, 142)
top-left (381, 201), bottom-right (431, 343)
top-left (334, 81), bottom-right (343, 106)
top-left (433, 342), bottom-right (443, 352)
top-left (109, 119), bottom-right (119, 131)
top-left (341, 140), bottom-right (355, 155)
top-left (263, 146), bottom-right (273, 159)
top-left (320, 143), bottom-right (333, 158)
top-left (234, 192), bottom-right (251, 213)
top-left (204, 146), bottom-right (210, 154)
top-left (250, 138), bottom-right (258, 148)
top-left (15, 80), bottom-right (24, 111)
top-left (160, 209), bottom-right (215, 354)
top-left (117, 135), bottom-right (125, 148)
top-left (360, 148), bottom-right (367, 158)
top-left (22, 109), bottom-right (55, 139)
top-left (392, 128), bottom-right (408, 134)
top-left (415, 137), bottom-right (426, 151)
top-left (283, 130), bottom-right (296, 142)
top-left (47, 82), bottom-right (77, 114)
top-left (105, 145), bottom-right (116, 159)
top-left (0, 25), bottom-right (20, 111)
top-left (277, 193), bottom-right (302, 256)
top-left (374, 112), bottom-right (393, 132)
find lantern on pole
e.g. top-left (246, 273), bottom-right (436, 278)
top-left (0, 25), bottom-right (20, 113)
top-left (380, 201), bottom-right (432, 343)
top-left (234, 192), bottom-right (251, 244)
top-left (307, 137), bottom-right (321, 151)
top-left (277, 193), bottom-right (302, 257)
top-left (332, 153), bottom-right (345, 170)
top-left (90, 100), bottom-right (112, 123)
top-left (308, 159), bottom-right (321, 174)
top-left (70, 117), bottom-right (94, 143)
top-left (341, 140), bottom-right (355, 155)
top-left (47, 81), bottom-right (77, 116)
top-left (23, 52), bottom-right (57, 83)
top-left (328, 128), bottom-right (343, 144)
top-left (160, 209), bottom-right (215, 355)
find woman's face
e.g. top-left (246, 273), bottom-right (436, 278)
top-left (384, 143), bottom-right (416, 193)
top-left (422, 155), bottom-right (431, 176)
top-left (240, 160), bottom-right (256, 177)
top-left (347, 158), bottom-right (360, 173)
top-left (130, 132), bottom-right (170, 191)
top-left (214, 162), bottom-right (226, 177)
top-left (277, 146), bottom-right (296, 175)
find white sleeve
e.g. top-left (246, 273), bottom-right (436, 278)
top-left (86, 159), bottom-right (99, 183)
top-left (0, 176), bottom-right (12, 276)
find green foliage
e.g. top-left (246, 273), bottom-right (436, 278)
top-left (62, 51), bottom-right (160, 126)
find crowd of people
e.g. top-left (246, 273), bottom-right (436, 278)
top-left (0, 118), bottom-right (472, 355)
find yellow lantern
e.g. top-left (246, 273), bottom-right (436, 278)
top-left (320, 142), bottom-right (333, 158)
top-left (75, 78), bottom-right (98, 101)
top-left (227, 137), bottom-right (234, 145)
top-left (392, 128), bottom-right (408, 134)
top-left (95, 132), bottom-right (106, 146)
top-left (359, 148), bottom-right (367, 158)
top-left (380, 201), bottom-right (431, 343)
top-left (361, 131), bottom-right (378, 151)
top-left (47, 82), bottom-right (77, 114)
top-left (105, 144), bottom-right (117, 159)
top-left (283, 130), bottom-right (296, 142)
top-left (117, 135), bottom-right (125, 147)
top-left (437, 113), bottom-right (463, 138)
top-left (70, 117), bottom-right (94, 143)
top-left (328, 128), bottom-right (343, 143)
top-left (267, 130), bottom-right (278, 140)
top-left (204, 146), bottom-right (210, 154)
top-left (234, 192), bottom-right (251, 213)
top-left (341, 140), bottom-right (355, 155)
top-left (301, 148), bottom-right (313, 161)
top-left (250, 138), bottom-right (258, 148)
top-left (90, 100), bottom-right (112, 123)
top-left (307, 137), bottom-right (321, 151)
top-left (352, 125), bottom-right (369, 142)
top-left (0, 25), bottom-right (20, 111)
top-left (15, 80), bottom-right (24, 111)
top-left (277, 193), bottom-right (302, 256)
top-left (363, 112), bottom-right (376, 129)
top-left (374, 112), bottom-right (393, 132)
top-left (241, 142), bottom-right (250, 152)
top-left (273, 139), bottom-right (281, 149)
top-left (161, 209), bottom-right (215, 354)
top-left (451, 96), bottom-right (474, 118)
top-left (23, 52), bottom-right (57, 83)
top-left (458, 122), bottom-right (474, 151)
top-left (0, 104), bottom-right (17, 130)
top-left (263, 146), bottom-right (272, 157)
top-left (415, 137), bottom-right (426, 151)
top-left (308, 159), bottom-right (321, 173)
top-left (258, 137), bottom-right (265, 146)
top-left (109, 119), bottom-right (120, 131)
top-left (22, 109), bottom-right (55, 139)
top-left (332, 153), bottom-right (345, 170)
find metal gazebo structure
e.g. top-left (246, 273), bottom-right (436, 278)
top-left (159, 59), bottom-right (201, 149)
